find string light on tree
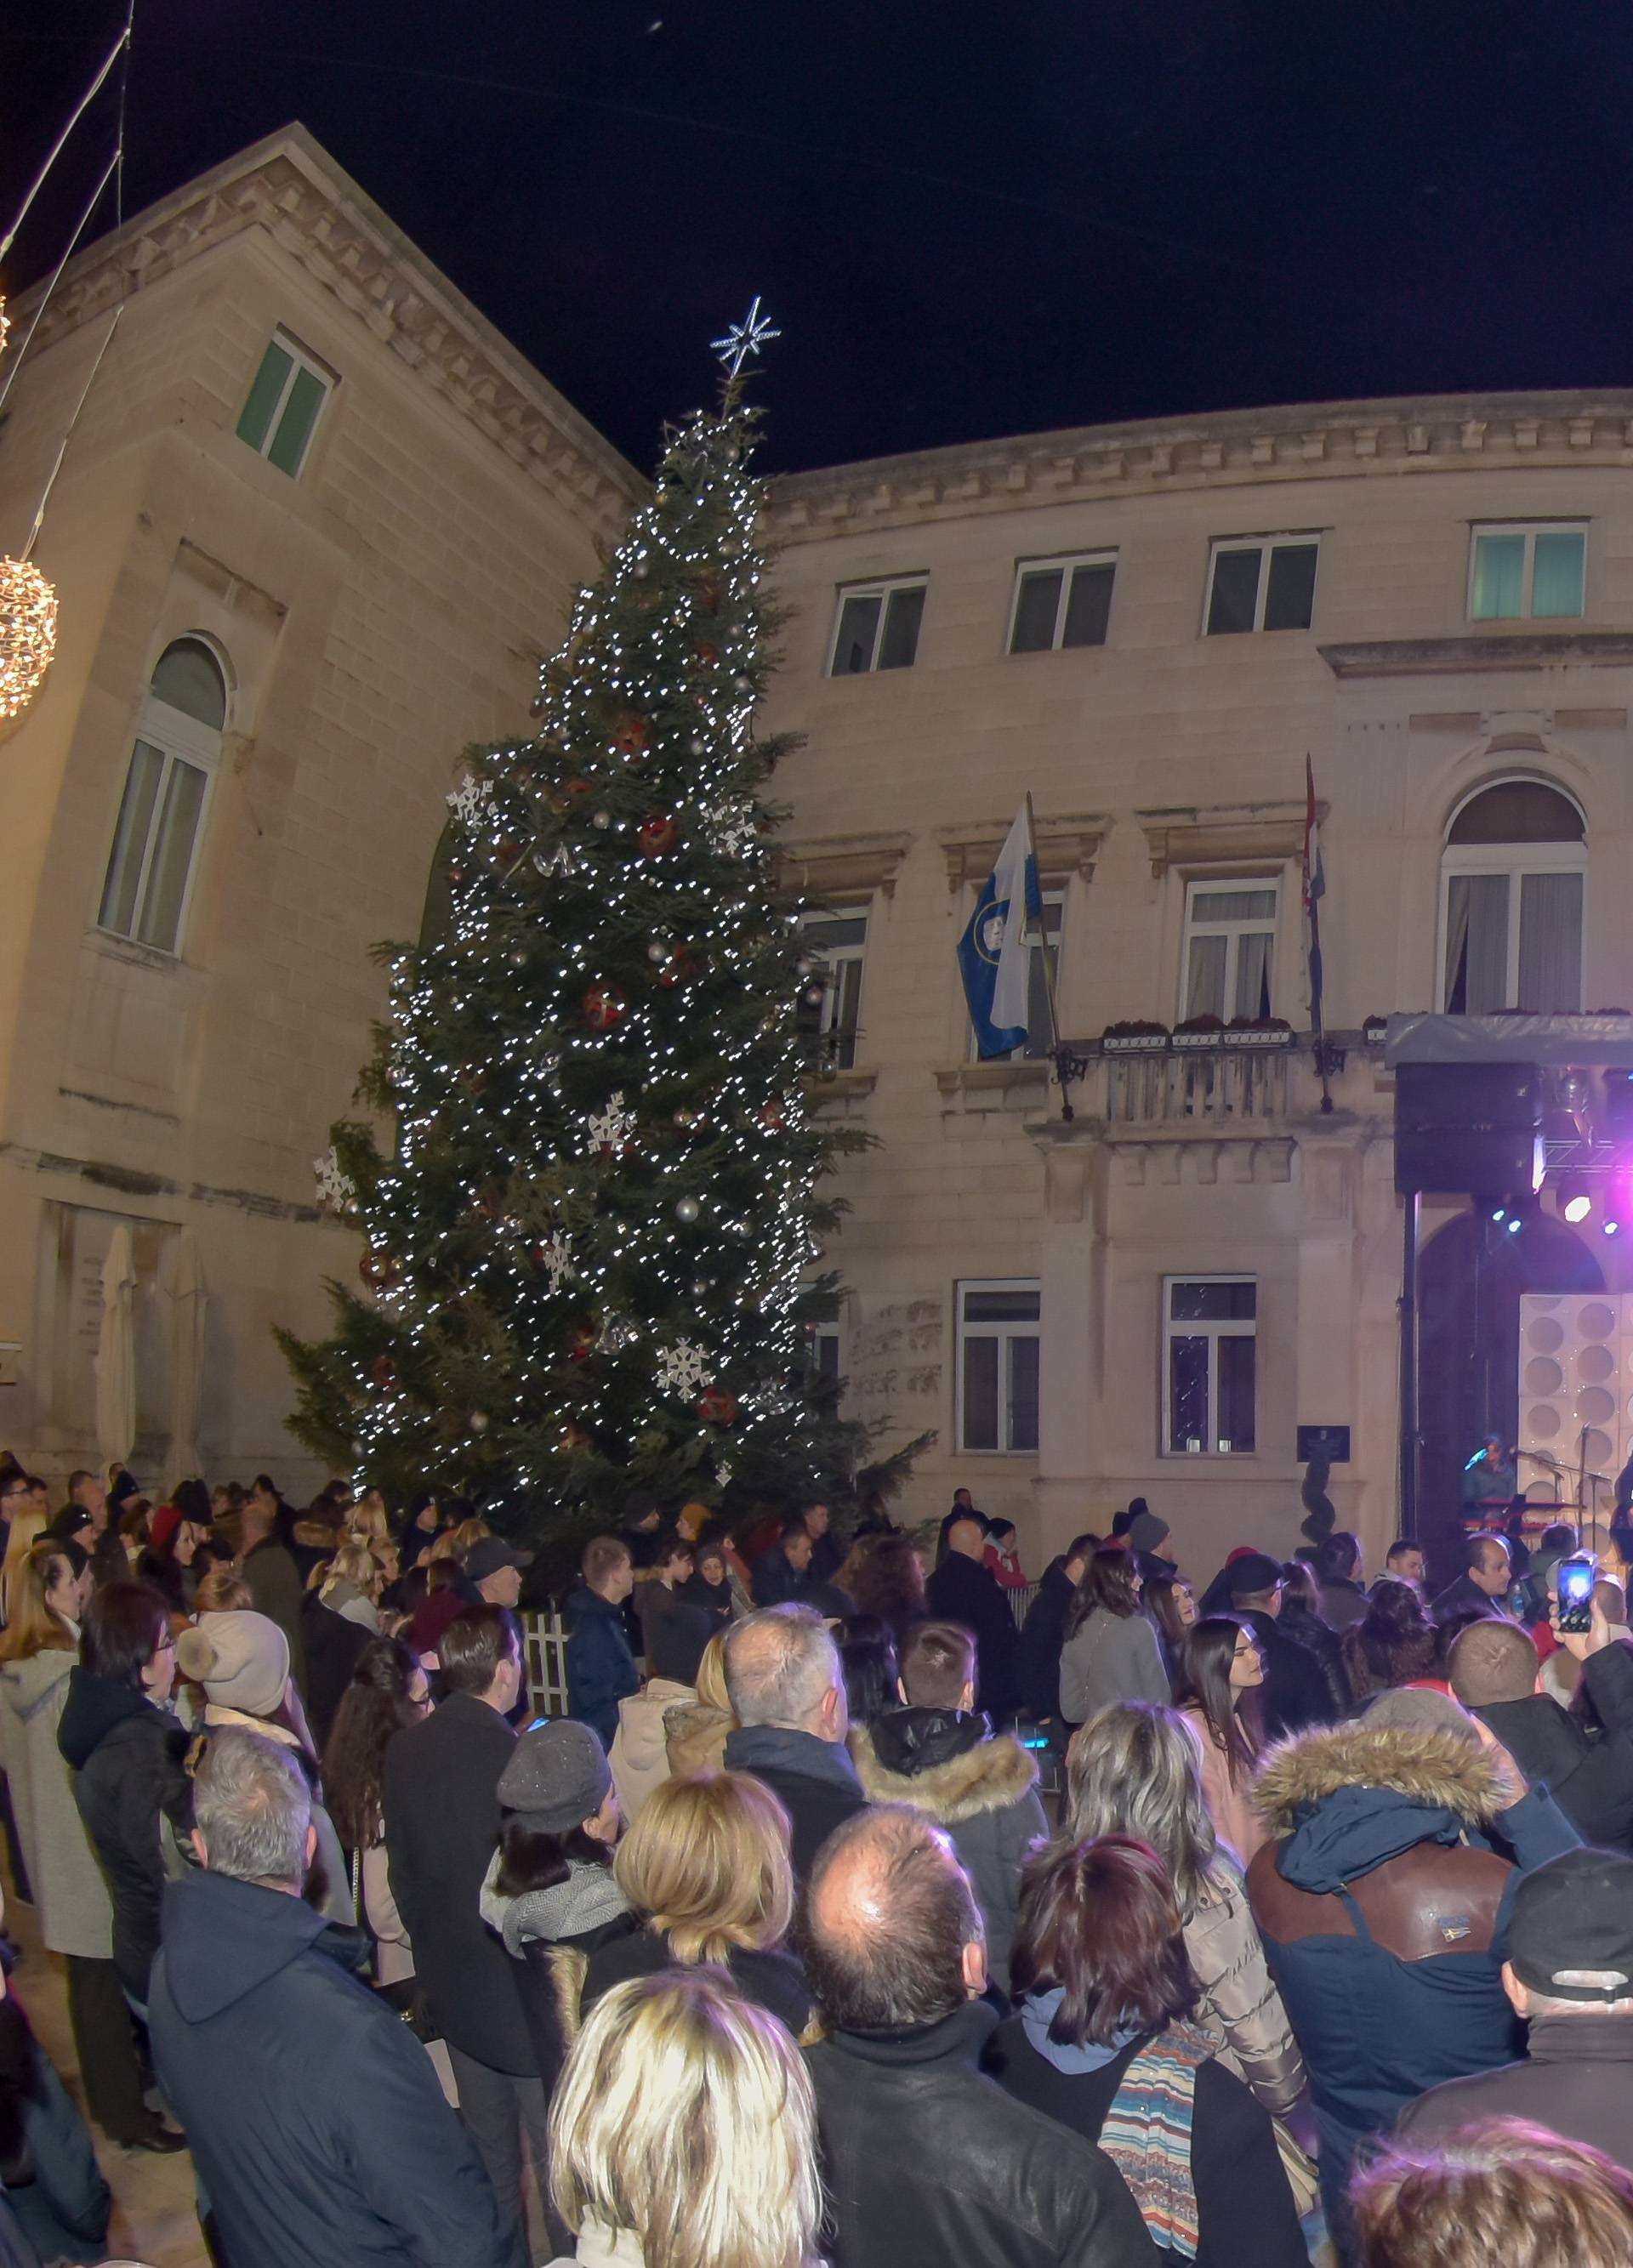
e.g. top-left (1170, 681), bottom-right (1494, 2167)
top-left (0, 557), bottom-right (57, 722)
top-left (278, 302), bottom-right (924, 1541)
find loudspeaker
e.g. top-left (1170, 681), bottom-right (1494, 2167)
top-left (1394, 1061), bottom-right (1543, 1197)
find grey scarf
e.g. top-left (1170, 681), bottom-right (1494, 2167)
top-left (480, 1845), bottom-right (628, 1958)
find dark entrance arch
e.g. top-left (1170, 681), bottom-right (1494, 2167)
top-left (1418, 1208), bottom-right (1604, 1572)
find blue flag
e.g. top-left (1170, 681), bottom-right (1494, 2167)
top-left (959, 803), bottom-right (1044, 1058)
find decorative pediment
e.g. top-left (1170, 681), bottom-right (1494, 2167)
top-left (777, 830), bottom-right (913, 901)
top-left (1136, 801), bottom-right (1313, 880)
top-left (936, 813), bottom-right (1107, 892)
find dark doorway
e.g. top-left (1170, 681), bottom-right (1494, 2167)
top-left (1417, 1208), bottom-right (1603, 1578)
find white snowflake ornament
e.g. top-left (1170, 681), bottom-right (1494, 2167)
top-left (703, 799), bottom-right (759, 859)
top-left (586, 1092), bottom-right (638, 1156)
top-left (447, 776), bottom-right (494, 829)
top-left (538, 1231), bottom-right (574, 1293)
top-left (314, 1146), bottom-right (356, 1214)
top-left (656, 1339), bottom-right (714, 1399)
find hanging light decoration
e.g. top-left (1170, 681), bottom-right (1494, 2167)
top-left (0, 557), bottom-right (57, 720)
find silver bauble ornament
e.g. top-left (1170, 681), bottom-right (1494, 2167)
top-left (675, 1196), bottom-right (701, 1224)
top-left (469, 1410), bottom-right (491, 1434)
top-left (593, 810), bottom-right (612, 830)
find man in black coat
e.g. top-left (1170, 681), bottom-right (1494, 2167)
top-left (151, 1727), bottom-right (521, 2268)
top-left (803, 1806), bottom-right (1154, 2268)
top-left (1226, 1553), bottom-right (1334, 1741)
top-left (383, 1606), bottom-right (543, 2241)
top-left (722, 1607), bottom-right (867, 1879)
top-left (927, 1516), bottom-right (1021, 1725)
top-left (1449, 1597), bottom-right (1633, 1852)
top-left (1018, 1534), bottom-right (1095, 1725)
top-left (1431, 1532), bottom-right (1514, 1623)
top-left (751, 1513), bottom-right (816, 1608)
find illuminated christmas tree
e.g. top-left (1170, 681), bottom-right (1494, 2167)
top-left (280, 308), bottom-right (917, 1545)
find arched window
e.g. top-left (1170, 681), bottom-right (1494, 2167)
top-left (98, 637), bottom-right (228, 956)
top-left (1440, 778), bottom-right (1585, 1015)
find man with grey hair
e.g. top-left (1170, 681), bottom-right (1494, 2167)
top-left (723, 1605), bottom-right (867, 1878)
top-left (149, 1729), bottom-right (521, 2268)
top-left (803, 1805), bottom-right (1152, 2265)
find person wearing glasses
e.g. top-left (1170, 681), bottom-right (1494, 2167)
top-left (57, 1582), bottom-right (192, 2021)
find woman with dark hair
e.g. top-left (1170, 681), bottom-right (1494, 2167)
top-left (479, 1719), bottom-right (636, 2095)
top-left (135, 1503), bottom-right (208, 1614)
top-left (1277, 1559), bottom-right (1351, 1719)
top-left (678, 1531), bottom-right (739, 1634)
top-left (1059, 1549), bottom-right (1171, 1722)
top-left (1343, 1576), bottom-right (1438, 1702)
top-left (322, 1638), bottom-right (431, 1987)
top-left (836, 1615), bottom-right (899, 1732)
top-left (55, 1581), bottom-right (191, 2011)
top-left (987, 1834), bottom-right (1306, 2266)
top-left (1175, 1618), bottom-right (1267, 1867)
top-left (1146, 1572), bottom-right (1198, 1688)
top-left (395, 1490), bottom-right (441, 1574)
top-left (843, 1532), bottom-right (927, 1648)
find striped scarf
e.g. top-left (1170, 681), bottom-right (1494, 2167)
top-left (1098, 2020), bottom-right (1212, 2259)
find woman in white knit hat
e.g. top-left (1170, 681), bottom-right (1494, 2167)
top-left (176, 1612), bottom-right (354, 1924)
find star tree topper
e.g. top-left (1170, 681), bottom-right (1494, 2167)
top-left (712, 295), bottom-right (780, 379)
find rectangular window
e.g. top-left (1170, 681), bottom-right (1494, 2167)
top-left (828, 578), bottom-right (927, 674)
top-left (1204, 537), bottom-right (1319, 634)
top-left (1164, 1277), bottom-right (1256, 1455)
top-left (98, 740), bottom-right (211, 955)
top-left (1180, 879), bottom-right (1277, 1021)
top-left (236, 331), bottom-right (333, 478)
top-left (958, 1282), bottom-right (1041, 1453)
top-left (1009, 554), bottom-right (1116, 653)
top-left (1442, 862), bottom-right (1585, 1014)
top-left (1469, 524), bottom-right (1586, 621)
top-left (811, 1325), bottom-right (841, 1385)
top-left (970, 890), bottom-right (1065, 1060)
top-left (800, 907), bottom-right (868, 1069)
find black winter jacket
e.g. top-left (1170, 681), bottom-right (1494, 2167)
top-left (301, 1591), bottom-right (371, 1755)
top-left (584, 1930), bottom-right (812, 2036)
top-left (383, 1692), bottom-right (535, 2072)
top-left (1018, 1563), bottom-right (1076, 1723)
top-left (722, 1723), bottom-right (867, 1881)
top-left (1471, 1637), bottom-right (1633, 1853)
top-left (151, 1869), bottom-right (521, 2268)
top-left (925, 1553), bottom-right (1021, 1725)
top-left (57, 1671), bottom-right (191, 2001)
top-left (1238, 1608), bottom-right (1333, 1742)
top-left (1277, 1601), bottom-right (1352, 1720)
top-left (806, 2001), bottom-right (1156, 2268)
top-left (985, 2015), bottom-right (1306, 2268)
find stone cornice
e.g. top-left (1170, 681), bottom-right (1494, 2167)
top-left (11, 127), bottom-right (642, 539)
top-left (777, 830), bottom-right (913, 901)
top-left (765, 390), bottom-right (1633, 543)
top-left (937, 813), bottom-right (1107, 890)
top-left (1136, 800), bottom-right (1312, 878)
top-left (1320, 633), bottom-right (1633, 679)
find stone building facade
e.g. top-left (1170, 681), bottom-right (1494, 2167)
top-left (0, 128), bottom-right (638, 1496)
top-left (761, 393), bottom-right (1633, 1574)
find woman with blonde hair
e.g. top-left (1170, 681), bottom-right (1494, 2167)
top-left (1352, 2117), bottom-right (1633, 2268)
top-left (1061, 1699), bottom-right (1305, 2116)
top-left (320, 1540), bottom-right (384, 1633)
top-left (584, 1771), bottom-right (811, 2035)
top-left (663, 1630), bottom-right (736, 1776)
top-left (0, 1504), bottom-right (49, 1625)
top-left (545, 1970), bottom-right (822, 2268)
top-left (0, 1545), bottom-right (168, 2147)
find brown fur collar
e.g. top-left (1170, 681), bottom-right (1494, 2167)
top-left (850, 1724), bottom-right (1038, 1824)
top-left (1252, 1722), bottom-right (1505, 1835)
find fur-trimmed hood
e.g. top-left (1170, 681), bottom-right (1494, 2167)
top-left (851, 1714), bottom-right (1038, 1824)
top-left (1254, 1721), bottom-right (1507, 1898)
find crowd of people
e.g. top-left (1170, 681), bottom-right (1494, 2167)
top-left (0, 1452), bottom-right (1629, 2266)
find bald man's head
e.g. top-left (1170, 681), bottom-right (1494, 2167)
top-left (1448, 1614), bottom-right (1540, 1708)
top-left (804, 1805), bottom-right (983, 2032)
top-left (946, 1517), bottom-right (986, 1562)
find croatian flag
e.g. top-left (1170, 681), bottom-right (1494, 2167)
top-left (959, 802), bottom-right (1044, 1058)
top-left (1302, 755), bottom-right (1325, 1029)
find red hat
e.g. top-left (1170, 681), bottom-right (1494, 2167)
top-left (148, 1503), bottom-right (184, 1554)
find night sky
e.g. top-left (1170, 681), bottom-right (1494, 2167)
top-left (7, 3), bottom-right (1633, 477)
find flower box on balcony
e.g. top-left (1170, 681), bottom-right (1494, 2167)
top-left (1226, 1019), bottom-right (1296, 1051)
top-left (1102, 1021), bottom-right (1170, 1055)
top-left (1363, 1017), bottom-right (1389, 1047)
top-left (1172, 1019), bottom-right (1225, 1050)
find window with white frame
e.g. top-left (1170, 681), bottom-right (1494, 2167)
top-left (1440, 780), bottom-right (1585, 1015)
top-left (1009, 553), bottom-right (1116, 653)
top-left (1204, 536), bottom-right (1319, 635)
top-left (800, 906), bottom-right (868, 1069)
top-left (957, 1281), bottom-right (1040, 1453)
top-left (236, 330), bottom-right (334, 478)
top-left (1164, 1277), bottom-right (1256, 1455)
top-left (1180, 879), bottom-right (1277, 1021)
top-left (828, 577), bottom-right (926, 675)
top-left (969, 890), bottom-right (1065, 1060)
top-left (811, 1324), bottom-right (841, 1387)
top-left (97, 637), bottom-right (226, 956)
top-left (1469, 524), bottom-right (1586, 622)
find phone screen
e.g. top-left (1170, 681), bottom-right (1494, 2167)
top-left (1558, 1557), bottom-right (1595, 1634)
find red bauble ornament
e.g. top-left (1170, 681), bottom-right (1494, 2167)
top-left (562, 777), bottom-right (594, 801)
top-left (361, 1250), bottom-right (396, 1288)
top-left (697, 1387), bottom-right (739, 1425)
top-left (583, 985), bottom-right (627, 1031)
top-left (611, 714), bottom-right (650, 759)
top-left (657, 946), bottom-right (700, 989)
top-left (693, 641), bottom-right (720, 668)
top-left (638, 816), bottom-right (678, 858)
top-left (372, 1355), bottom-right (397, 1392)
top-left (567, 1318), bottom-right (601, 1365)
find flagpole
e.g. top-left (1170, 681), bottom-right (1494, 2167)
top-left (1026, 793), bottom-right (1073, 1123)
